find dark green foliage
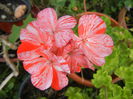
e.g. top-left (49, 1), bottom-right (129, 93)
top-left (65, 87), bottom-right (97, 99)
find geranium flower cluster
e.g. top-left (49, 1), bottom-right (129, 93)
top-left (17, 8), bottom-right (113, 90)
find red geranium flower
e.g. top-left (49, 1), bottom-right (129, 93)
top-left (36, 8), bottom-right (77, 47)
top-left (61, 40), bottom-right (94, 73)
top-left (17, 8), bottom-right (76, 90)
top-left (17, 8), bottom-right (114, 91)
top-left (75, 14), bottom-right (113, 66)
top-left (23, 50), bottom-right (70, 90)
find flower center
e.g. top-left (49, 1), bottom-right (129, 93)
top-left (82, 38), bottom-right (87, 43)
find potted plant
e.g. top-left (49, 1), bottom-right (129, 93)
top-left (15, 6), bottom-right (133, 98)
top-left (0, 0), bottom-right (31, 33)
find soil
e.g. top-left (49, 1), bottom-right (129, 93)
top-left (0, 0), bottom-right (28, 22)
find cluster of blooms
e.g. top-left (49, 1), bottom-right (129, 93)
top-left (17, 8), bottom-right (113, 90)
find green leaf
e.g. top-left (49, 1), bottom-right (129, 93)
top-left (102, 47), bottom-right (120, 73)
top-left (92, 70), bottom-right (112, 88)
top-left (129, 49), bottom-right (133, 59)
top-left (99, 84), bottom-right (122, 99)
top-left (115, 65), bottom-right (133, 89)
top-left (0, 90), bottom-right (7, 99)
top-left (122, 87), bottom-right (133, 99)
top-left (65, 87), bottom-right (84, 99)
top-left (101, 16), bottom-right (111, 27)
top-left (37, 97), bottom-right (47, 99)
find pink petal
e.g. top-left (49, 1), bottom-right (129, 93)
top-left (23, 58), bottom-right (46, 74)
top-left (54, 29), bottom-right (74, 47)
top-left (90, 56), bottom-right (105, 66)
top-left (31, 66), bottom-right (53, 90)
top-left (84, 58), bottom-right (94, 70)
top-left (62, 42), bottom-right (92, 73)
top-left (78, 14), bottom-right (106, 37)
top-left (37, 8), bottom-right (57, 31)
top-left (51, 68), bottom-right (68, 90)
top-left (17, 42), bottom-right (40, 60)
top-left (86, 34), bottom-right (113, 57)
top-left (54, 56), bottom-right (70, 73)
top-left (83, 46), bottom-right (105, 66)
top-left (56, 15), bottom-right (77, 30)
top-left (20, 28), bottom-right (41, 46)
top-left (20, 21), bottom-right (54, 50)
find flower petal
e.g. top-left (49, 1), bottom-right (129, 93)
top-left (51, 68), bottom-right (68, 90)
top-left (62, 42), bottom-right (91, 73)
top-left (90, 56), bottom-right (105, 66)
top-left (56, 15), bottom-right (77, 30)
top-left (31, 66), bottom-right (53, 90)
top-left (17, 42), bottom-right (40, 60)
top-left (20, 28), bottom-right (41, 45)
top-left (23, 58), bottom-right (46, 74)
top-left (54, 56), bottom-right (70, 74)
top-left (78, 14), bottom-right (106, 37)
top-left (37, 8), bottom-right (57, 31)
top-left (83, 46), bottom-right (105, 66)
top-left (20, 21), bottom-right (54, 50)
top-left (54, 29), bottom-right (74, 47)
top-left (85, 34), bottom-right (113, 57)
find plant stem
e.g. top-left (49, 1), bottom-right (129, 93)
top-left (2, 42), bottom-right (18, 77)
top-left (104, 87), bottom-right (108, 99)
top-left (83, 0), bottom-right (87, 12)
top-left (0, 72), bottom-right (14, 90)
top-left (112, 77), bottom-right (121, 83)
top-left (0, 36), bottom-right (19, 90)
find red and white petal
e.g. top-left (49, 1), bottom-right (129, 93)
top-left (37, 8), bottom-right (57, 31)
top-left (83, 47), bottom-right (105, 66)
top-left (78, 14), bottom-right (106, 37)
top-left (89, 34), bottom-right (113, 47)
top-left (84, 58), bottom-right (94, 70)
top-left (54, 56), bottom-right (70, 73)
top-left (86, 34), bottom-right (113, 57)
top-left (17, 42), bottom-right (40, 60)
top-left (20, 29), bottom-right (41, 45)
top-left (56, 15), bottom-right (77, 30)
top-left (51, 69), bottom-right (68, 90)
top-left (54, 29), bottom-right (74, 47)
top-left (23, 58), bottom-right (46, 74)
top-left (67, 58), bottom-right (81, 73)
top-left (90, 56), bottom-right (105, 66)
top-left (31, 66), bottom-right (53, 90)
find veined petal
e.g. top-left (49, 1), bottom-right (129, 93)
top-left (83, 46), bottom-right (105, 66)
top-left (37, 8), bottom-right (57, 31)
top-left (54, 29), bottom-right (74, 47)
top-left (90, 56), bottom-right (105, 66)
top-left (85, 34), bottom-right (113, 57)
top-left (62, 42), bottom-right (91, 73)
top-left (51, 69), bottom-right (68, 90)
top-left (78, 14), bottom-right (106, 37)
top-left (20, 21), bottom-right (54, 50)
top-left (31, 66), bottom-right (53, 90)
top-left (54, 56), bottom-right (70, 74)
top-left (20, 29), bottom-right (41, 45)
top-left (56, 15), bottom-right (77, 30)
top-left (23, 58), bottom-right (47, 74)
top-left (17, 42), bottom-right (40, 60)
